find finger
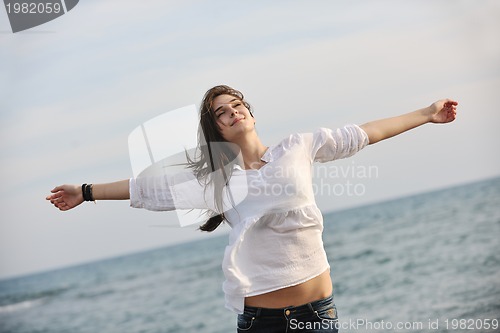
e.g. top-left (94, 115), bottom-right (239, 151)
top-left (47, 193), bottom-right (62, 201)
top-left (48, 192), bottom-right (62, 200)
top-left (55, 200), bottom-right (67, 208)
top-left (51, 185), bottom-right (64, 193)
top-left (52, 195), bottom-right (68, 205)
top-left (55, 202), bottom-right (66, 209)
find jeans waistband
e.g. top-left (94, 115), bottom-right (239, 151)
top-left (242, 294), bottom-right (334, 318)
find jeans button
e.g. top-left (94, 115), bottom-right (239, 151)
top-left (285, 309), bottom-right (291, 316)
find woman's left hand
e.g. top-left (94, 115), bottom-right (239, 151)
top-left (428, 99), bottom-right (458, 124)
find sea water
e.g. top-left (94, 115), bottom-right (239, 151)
top-left (1, 177), bottom-right (499, 332)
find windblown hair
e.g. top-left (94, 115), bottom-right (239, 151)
top-left (186, 85), bottom-right (253, 232)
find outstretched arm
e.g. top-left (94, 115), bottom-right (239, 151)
top-left (360, 99), bottom-right (458, 144)
top-left (46, 180), bottom-right (130, 211)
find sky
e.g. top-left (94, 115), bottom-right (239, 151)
top-left (1, 0), bottom-right (499, 280)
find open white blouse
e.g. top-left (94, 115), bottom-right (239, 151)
top-left (130, 124), bottom-right (369, 313)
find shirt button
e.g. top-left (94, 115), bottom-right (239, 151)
top-left (285, 309), bottom-right (291, 316)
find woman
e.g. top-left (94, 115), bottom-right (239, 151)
top-left (47, 85), bottom-right (457, 332)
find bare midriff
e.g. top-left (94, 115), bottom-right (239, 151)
top-left (244, 269), bottom-right (332, 308)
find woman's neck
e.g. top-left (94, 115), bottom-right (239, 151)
top-left (233, 132), bottom-right (268, 170)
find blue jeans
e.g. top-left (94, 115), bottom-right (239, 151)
top-left (236, 294), bottom-right (339, 333)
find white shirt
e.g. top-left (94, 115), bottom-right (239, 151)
top-left (130, 124), bottom-right (369, 313)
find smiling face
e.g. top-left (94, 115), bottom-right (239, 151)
top-left (212, 94), bottom-right (255, 142)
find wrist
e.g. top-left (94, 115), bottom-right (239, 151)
top-left (75, 184), bottom-right (84, 200)
top-left (420, 106), bottom-right (434, 123)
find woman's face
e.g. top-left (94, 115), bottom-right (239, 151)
top-left (212, 94), bottom-right (254, 142)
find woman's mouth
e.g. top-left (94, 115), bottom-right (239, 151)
top-left (232, 118), bottom-right (244, 126)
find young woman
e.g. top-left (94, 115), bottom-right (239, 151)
top-left (47, 85), bottom-right (457, 332)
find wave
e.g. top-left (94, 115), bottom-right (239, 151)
top-left (0, 298), bottom-right (45, 314)
top-left (0, 286), bottom-right (69, 314)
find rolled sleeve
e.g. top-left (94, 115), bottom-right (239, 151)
top-left (129, 171), bottom-right (213, 211)
top-left (312, 124), bottom-right (369, 162)
top-left (129, 176), bottom-right (176, 211)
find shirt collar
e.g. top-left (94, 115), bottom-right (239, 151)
top-left (260, 146), bottom-right (273, 163)
top-left (233, 146), bottom-right (274, 171)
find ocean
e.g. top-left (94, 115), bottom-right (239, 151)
top-left (1, 177), bottom-right (499, 332)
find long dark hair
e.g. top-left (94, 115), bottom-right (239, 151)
top-left (186, 85), bottom-right (253, 232)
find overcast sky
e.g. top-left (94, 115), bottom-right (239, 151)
top-left (1, 0), bottom-right (499, 279)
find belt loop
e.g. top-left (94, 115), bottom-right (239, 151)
top-left (307, 302), bottom-right (315, 314)
top-left (255, 308), bottom-right (262, 318)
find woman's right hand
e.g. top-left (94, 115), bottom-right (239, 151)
top-left (46, 184), bottom-right (84, 211)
